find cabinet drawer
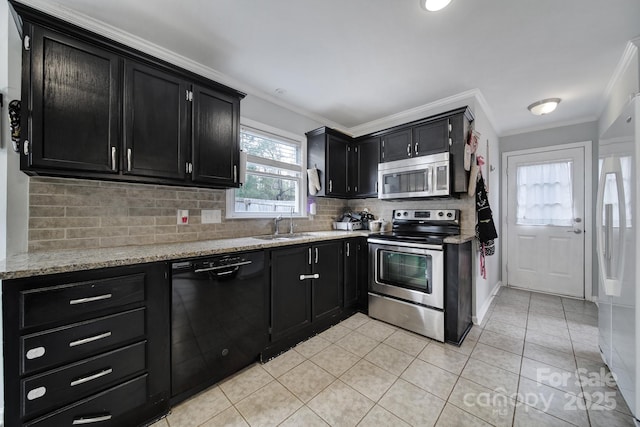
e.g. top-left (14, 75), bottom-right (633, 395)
top-left (21, 273), bottom-right (146, 329)
top-left (22, 341), bottom-right (146, 419)
top-left (25, 374), bottom-right (148, 427)
top-left (21, 308), bottom-right (146, 375)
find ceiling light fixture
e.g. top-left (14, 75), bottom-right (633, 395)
top-left (527, 98), bottom-right (561, 116)
top-left (420, 0), bottom-right (452, 12)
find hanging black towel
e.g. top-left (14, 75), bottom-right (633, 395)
top-left (476, 174), bottom-right (497, 255)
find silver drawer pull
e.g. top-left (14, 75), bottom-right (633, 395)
top-left (69, 332), bottom-right (112, 348)
top-left (72, 415), bottom-right (112, 425)
top-left (27, 386), bottom-right (47, 400)
top-left (299, 274), bottom-right (319, 280)
top-left (26, 347), bottom-right (46, 360)
top-left (69, 294), bottom-right (112, 305)
top-left (70, 368), bottom-right (113, 387)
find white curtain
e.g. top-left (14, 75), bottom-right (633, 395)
top-left (516, 161), bottom-right (574, 226)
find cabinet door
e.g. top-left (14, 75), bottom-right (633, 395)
top-left (26, 26), bottom-right (120, 173)
top-left (123, 60), bottom-right (189, 180)
top-left (192, 85), bottom-right (240, 186)
top-left (413, 119), bottom-right (449, 156)
top-left (312, 242), bottom-right (343, 321)
top-left (343, 239), bottom-right (359, 309)
top-left (271, 246), bottom-right (312, 341)
top-left (356, 137), bottom-right (380, 197)
top-left (326, 135), bottom-right (349, 196)
top-left (381, 128), bottom-right (412, 162)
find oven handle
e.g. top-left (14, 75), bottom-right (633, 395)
top-left (367, 238), bottom-right (443, 251)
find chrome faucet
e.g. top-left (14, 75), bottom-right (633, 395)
top-left (274, 215), bottom-right (283, 235)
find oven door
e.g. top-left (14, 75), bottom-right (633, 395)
top-left (368, 240), bottom-right (444, 309)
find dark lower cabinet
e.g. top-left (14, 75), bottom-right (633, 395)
top-left (266, 241), bottom-right (344, 359)
top-left (2, 263), bottom-right (170, 427)
top-left (445, 241), bottom-right (473, 345)
top-left (23, 24), bottom-right (120, 174)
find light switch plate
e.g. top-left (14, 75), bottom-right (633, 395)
top-left (202, 209), bottom-right (221, 224)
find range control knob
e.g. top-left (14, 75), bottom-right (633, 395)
top-left (438, 211), bottom-right (444, 217)
top-left (403, 212), bottom-right (409, 216)
top-left (447, 212), bottom-right (453, 218)
top-left (396, 212), bottom-right (402, 217)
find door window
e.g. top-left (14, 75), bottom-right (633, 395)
top-left (516, 161), bottom-right (574, 226)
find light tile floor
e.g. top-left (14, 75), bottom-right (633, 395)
top-left (153, 287), bottom-right (636, 426)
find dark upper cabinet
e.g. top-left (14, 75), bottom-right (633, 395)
top-left (380, 128), bottom-right (412, 162)
top-left (413, 118), bottom-right (450, 156)
top-left (353, 137), bottom-right (380, 197)
top-left (123, 61), bottom-right (189, 180)
top-left (23, 25), bottom-right (120, 173)
top-left (191, 85), bottom-right (240, 186)
top-left (14, 4), bottom-right (245, 189)
top-left (307, 127), bottom-right (351, 198)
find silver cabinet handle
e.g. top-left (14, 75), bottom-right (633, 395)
top-left (315, 247), bottom-right (319, 264)
top-left (329, 180), bottom-right (333, 193)
top-left (70, 368), bottom-right (113, 387)
top-left (26, 347), bottom-right (45, 360)
top-left (69, 294), bottom-right (112, 305)
top-left (27, 386), bottom-right (46, 401)
top-left (127, 148), bottom-right (132, 171)
top-left (73, 415), bottom-right (112, 425)
top-left (194, 260), bottom-right (252, 273)
top-left (299, 274), bottom-right (319, 280)
top-left (448, 138), bottom-right (452, 146)
top-left (308, 248), bottom-right (312, 265)
top-left (407, 143), bottom-right (411, 155)
top-left (69, 332), bottom-right (111, 348)
top-left (23, 140), bottom-right (30, 156)
top-left (415, 142), bottom-right (419, 154)
top-left (346, 242), bottom-right (350, 257)
top-left (111, 147), bottom-right (117, 171)
top-left (234, 165), bottom-right (238, 182)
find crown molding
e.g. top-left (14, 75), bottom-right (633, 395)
top-left (13, 0), bottom-right (346, 132)
top-left (600, 38), bottom-right (639, 113)
top-left (499, 115), bottom-right (598, 138)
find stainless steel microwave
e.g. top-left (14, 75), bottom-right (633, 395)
top-left (377, 152), bottom-right (450, 199)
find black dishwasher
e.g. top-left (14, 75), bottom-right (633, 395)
top-left (171, 251), bottom-right (268, 402)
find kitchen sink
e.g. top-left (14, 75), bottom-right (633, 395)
top-left (252, 233), bottom-right (311, 240)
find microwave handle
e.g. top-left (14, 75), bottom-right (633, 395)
top-left (427, 167), bottom-right (433, 192)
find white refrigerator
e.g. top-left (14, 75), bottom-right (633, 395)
top-left (597, 94), bottom-right (639, 420)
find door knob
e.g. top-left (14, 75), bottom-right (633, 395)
top-left (566, 229), bottom-right (583, 234)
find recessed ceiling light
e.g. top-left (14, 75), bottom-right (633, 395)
top-left (420, 0), bottom-right (452, 12)
top-left (527, 98), bottom-right (561, 115)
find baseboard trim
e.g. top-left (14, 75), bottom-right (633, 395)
top-left (473, 281), bottom-right (502, 325)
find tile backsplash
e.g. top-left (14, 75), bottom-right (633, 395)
top-left (27, 177), bottom-right (477, 252)
top-left (28, 177), bottom-right (347, 252)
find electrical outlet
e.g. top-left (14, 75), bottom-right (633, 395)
top-left (177, 209), bottom-right (189, 225)
top-left (202, 209), bottom-right (221, 224)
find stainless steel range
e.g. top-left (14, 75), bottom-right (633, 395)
top-left (368, 209), bottom-right (461, 342)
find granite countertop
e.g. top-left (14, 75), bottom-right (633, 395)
top-left (0, 230), bottom-right (476, 280)
top-left (0, 231), bottom-right (371, 280)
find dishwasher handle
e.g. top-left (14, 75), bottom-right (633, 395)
top-left (194, 260), bottom-right (252, 273)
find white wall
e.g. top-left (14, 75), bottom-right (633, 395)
top-left (599, 41), bottom-right (639, 135)
top-left (469, 100), bottom-right (501, 324)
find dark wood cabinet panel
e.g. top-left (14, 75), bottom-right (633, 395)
top-left (25, 25), bottom-right (120, 173)
top-left (123, 61), bottom-right (189, 180)
top-left (191, 85), bottom-right (240, 186)
top-left (343, 239), bottom-right (359, 309)
top-left (312, 242), bottom-right (343, 321)
top-left (381, 128), bottom-right (411, 162)
top-left (270, 246), bottom-right (312, 342)
top-left (326, 135), bottom-right (350, 197)
top-left (413, 119), bottom-right (449, 156)
top-left (354, 137), bottom-right (380, 197)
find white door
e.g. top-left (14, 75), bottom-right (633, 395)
top-left (505, 146), bottom-right (586, 298)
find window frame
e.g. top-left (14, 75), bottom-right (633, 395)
top-left (226, 118), bottom-right (307, 219)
